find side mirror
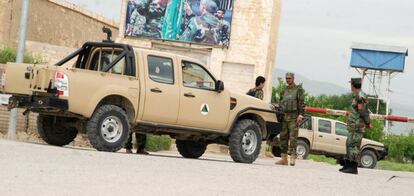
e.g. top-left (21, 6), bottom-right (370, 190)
top-left (216, 80), bottom-right (224, 92)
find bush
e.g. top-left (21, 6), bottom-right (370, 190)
top-left (145, 135), bottom-right (172, 152)
top-left (383, 132), bottom-right (414, 164)
top-left (0, 47), bottom-right (43, 64)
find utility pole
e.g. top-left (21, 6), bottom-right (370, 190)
top-left (7, 0), bottom-right (30, 139)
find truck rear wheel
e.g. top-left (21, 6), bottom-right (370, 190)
top-left (86, 105), bottom-right (130, 152)
top-left (176, 140), bottom-right (207, 159)
top-left (37, 115), bottom-right (78, 146)
top-left (229, 119), bottom-right (262, 163)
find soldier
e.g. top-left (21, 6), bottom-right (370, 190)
top-left (215, 8), bottom-right (230, 46)
top-left (179, 0), bottom-right (221, 44)
top-left (339, 78), bottom-right (371, 174)
top-left (129, 5), bottom-right (147, 36)
top-left (275, 72), bottom-right (305, 166)
top-left (246, 76), bottom-right (266, 100)
top-left (125, 133), bottom-right (149, 155)
top-left (143, 0), bottom-right (167, 38)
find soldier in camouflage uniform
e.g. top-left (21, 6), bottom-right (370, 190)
top-left (275, 72), bottom-right (305, 166)
top-left (215, 9), bottom-right (230, 46)
top-left (339, 78), bottom-right (371, 174)
top-left (129, 4), bottom-right (147, 36)
top-left (246, 76), bottom-right (266, 100)
top-left (143, 0), bottom-right (167, 38)
top-left (179, 0), bottom-right (221, 45)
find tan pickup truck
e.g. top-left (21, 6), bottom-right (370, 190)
top-left (271, 116), bottom-right (387, 168)
top-left (0, 41), bottom-right (281, 163)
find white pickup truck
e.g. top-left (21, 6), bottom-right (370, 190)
top-left (271, 116), bottom-right (387, 168)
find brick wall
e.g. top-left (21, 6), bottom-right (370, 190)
top-left (0, 106), bottom-right (38, 134)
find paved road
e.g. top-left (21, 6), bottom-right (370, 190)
top-left (0, 139), bottom-right (413, 196)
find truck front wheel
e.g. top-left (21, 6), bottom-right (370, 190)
top-left (86, 105), bottom-right (130, 152)
top-left (296, 140), bottom-right (310, 159)
top-left (37, 115), bottom-right (78, 146)
top-left (229, 119), bottom-right (262, 164)
top-left (359, 150), bottom-right (378, 169)
top-left (176, 140), bottom-right (207, 159)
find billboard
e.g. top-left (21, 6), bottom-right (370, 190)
top-left (125, 0), bottom-right (234, 46)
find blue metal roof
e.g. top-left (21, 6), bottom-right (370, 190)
top-left (350, 43), bottom-right (408, 72)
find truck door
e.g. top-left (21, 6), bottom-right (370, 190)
top-left (313, 119), bottom-right (338, 153)
top-left (333, 122), bottom-right (349, 154)
top-left (141, 53), bottom-right (179, 124)
top-left (177, 60), bottom-right (230, 131)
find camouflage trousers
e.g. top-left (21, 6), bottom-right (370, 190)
top-left (280, 114), bottom-right (299, 156)
top-left (345, 130), bottom-right (363, 162)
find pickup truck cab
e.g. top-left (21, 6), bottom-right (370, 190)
top-left (1, 41), bottom-right (280, 163)
top-left (271, 116), bottom-right (387, 168)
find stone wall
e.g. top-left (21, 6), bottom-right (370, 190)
top-left (0, 0), bottom-right (119, 49)
top-left (117, 0), bottom-right (281, 102)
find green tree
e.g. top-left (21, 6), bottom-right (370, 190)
top-left (0, 47), bottom-right (43, 64)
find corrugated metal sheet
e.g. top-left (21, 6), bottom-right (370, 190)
top-left (350, 43), bottom-right (408, 72)
top-left (351, 42), bottom-right (408, 55)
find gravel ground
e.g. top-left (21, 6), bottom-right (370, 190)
top-left (0, 139), bottom-right (413, 196)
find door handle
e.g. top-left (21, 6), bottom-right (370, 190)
top-left (184, 93), bottom-right (195, 98)
top-left (319, 135), bottom-right (323, 138)
top-left (336, 138), bottom-right (340, 140)
top-left (150, 88), bottom-right (162, 93)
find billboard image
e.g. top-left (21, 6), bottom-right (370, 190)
top-left (125, 0), bottom-right (234, 46)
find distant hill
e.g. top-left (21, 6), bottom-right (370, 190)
top-left (272, 68), bottom-right (348, 96)
top-left (273, 68), bottom-right (414, 135)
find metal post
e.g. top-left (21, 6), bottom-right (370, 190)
top-left (384, 72), bottom-right (391, 134)
top-left (7, 0), bottom-right (30, 140)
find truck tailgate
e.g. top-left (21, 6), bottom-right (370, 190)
top-left (0, 63), bottom-right (55, 95)
top-left (0, 63), bottom-right (32, 95)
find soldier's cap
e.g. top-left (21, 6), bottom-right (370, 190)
top-left (285, 72), bottom-right (295, 78)
top-left (350, 78), bottom-right (362, 88)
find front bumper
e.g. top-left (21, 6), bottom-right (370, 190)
top-left (378, 145), bottom-right (388, 160)
top-left (8, 95), bottom-right (68, 111)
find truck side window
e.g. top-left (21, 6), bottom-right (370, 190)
top-left (148, 56), bottom-right (174, 84)
top-left (182, 61), bottom-right (215, 90)
top-left (318, 120), bottom-right (331, 134)
top-left (335, 123), bottom-right (349, 136)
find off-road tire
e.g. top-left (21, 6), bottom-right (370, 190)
top-left (359, 149), bottom-right (378, 169)
top-left (297, 140), bottom-right (310, 159)
top-left (86, 105), bottom-right (130, 152)
top-left (37, 114), bottom-right (78, 146)
top-left (229, 119), bottom-right (262, 163)
top-left (176, 140), bottom-right (207, 159)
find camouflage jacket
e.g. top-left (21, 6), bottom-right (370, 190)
top-left (347, 93), bottom-right (371, 130)
top-left (247, 87), bottom-right (264, 100)
top-left (279, 84), bottom-right (305, 115)
top-left (179, 13), bottom-right (220, 44)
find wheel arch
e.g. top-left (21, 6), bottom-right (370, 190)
top-left (360, 146), bottom-right (380, 159)
top-left (235, 113), bottom-right (267, 139)
top-left (297, 137), bottom-right (311, 147)
top-left (93, 95), bottom-right (136, 123)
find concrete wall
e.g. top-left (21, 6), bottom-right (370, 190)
top-left (118, 0), bottom-right (281, 102)
top-left (0, 0), bottom-right (119, 49)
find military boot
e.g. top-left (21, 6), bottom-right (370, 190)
top-left (341, 161), bottom-right (358, 174)
top-left (275, 154), bottom-right (288, 165)
top-left (290, 155), bottom-right (296, 166)
top-left (339, 160), bottom-right (349, 172)
top-left (265, 151), bottom-right (274, 158)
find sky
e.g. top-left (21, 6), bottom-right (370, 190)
top-left (65, 0), bottom-right (414, 113)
